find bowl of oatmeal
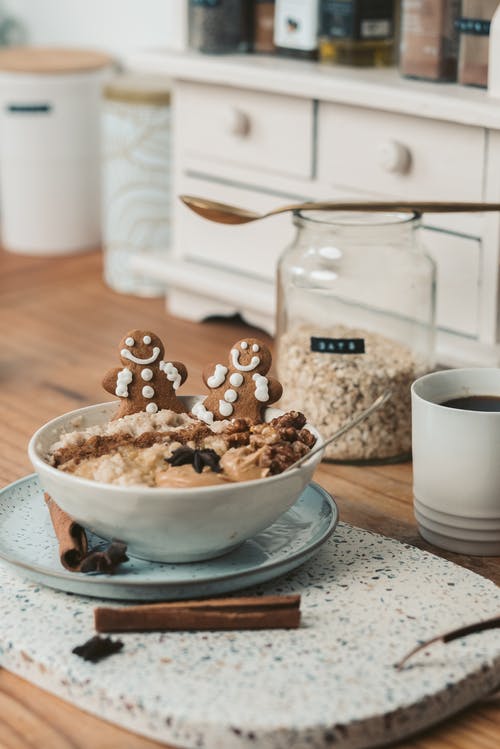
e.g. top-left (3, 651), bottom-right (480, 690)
top-left (28, 396), bottom-right (323, 562)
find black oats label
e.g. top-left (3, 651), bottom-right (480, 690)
top-left (310, 337), bottom-right (365, 354)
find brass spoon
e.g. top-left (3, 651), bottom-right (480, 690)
top-left (284, 389), bottom-right (392, 472)
top-left (180, 195), bottom-right (500, 226)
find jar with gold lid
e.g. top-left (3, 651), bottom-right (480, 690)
top-left (276, 210), bottom-right (436, 463)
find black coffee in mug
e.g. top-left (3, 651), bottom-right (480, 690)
top-left (441, 395), bottom-right (500, 411)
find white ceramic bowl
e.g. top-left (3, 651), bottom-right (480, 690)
top-left (28, 397), bottom-right (324, 563)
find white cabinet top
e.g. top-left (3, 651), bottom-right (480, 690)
top-left (128, 49), bottom-right (500, 129)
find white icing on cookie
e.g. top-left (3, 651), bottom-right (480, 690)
top-left (224, 388), bottom-right (238, 403)
top-left (115, 368), bottom-right (133, 397)
top-left (253, 373), bottom-right (270, 402)
top-left (143, 335), bottom-right (151, 344)
top-left (160, 361), bottom-right (181, 390)
top-left (125, 337), bottom-right (135, 346)
top-left (142, 385), bottom-right (154, 398)
top-left (121, 346), bottom-right (160, 365)
top-left (219, 399), bottom-right (234, 417)
top-left (192, 400), bottom-right (214, 425)
top-left (231, 348), bottom-right (260, 372)
top-left (207, 363), bottom-right (228, 388)
top-left (252, 343), bottom-right (260, 352)
top-left (229, 372), bottom-right (244, 387)
top-left (146, 403), bottom-right (158, 414)
top-left (141, 368), bottom-right (153, 381)
top-left (240, 341), bottom-right (248, 350)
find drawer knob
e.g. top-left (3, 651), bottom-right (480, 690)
top-left (225, 108), bottom-right (251, 137)
top-left (377, 140), bottom-right (411, 174)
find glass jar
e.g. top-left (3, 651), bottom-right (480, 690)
top-left (253, 0), bottom-right (276, 53)
top-left (276, 211), bottom-right (436, 463)
top-left (274, 0), bottom-right (320, 59)
top-left (188, 0), bottom-right (249, 54)
top-left (102, 74), bottom-right (171, 296)
top-left (319, 0), bottom-right (395, 67)
top-left (400, 0), bottom-right (460, 81)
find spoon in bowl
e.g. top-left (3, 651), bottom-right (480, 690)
top-left (284, 389), bottom-right (392, 472)
top-left (180, 195), bottom-right (500, 226)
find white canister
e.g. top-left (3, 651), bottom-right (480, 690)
top-left (0, 47), bottom-right (112, 255)
top-left (102, 74), bottom-right (171, 297)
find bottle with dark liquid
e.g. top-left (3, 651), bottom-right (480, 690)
top-left (319, 0), bottom-right (395, 67)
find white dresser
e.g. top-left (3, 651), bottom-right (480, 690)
top-left (128, 49), bottom-right (500, 366)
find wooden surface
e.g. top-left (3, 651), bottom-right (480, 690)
top-left (0, 46), bottom-right (112, 73)
top-left (0, 247), bottom-right (498, 749)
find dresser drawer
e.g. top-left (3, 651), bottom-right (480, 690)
top-left (423, 229), bottom-right (480, 338)
top-left (175, 175), bottom-right (295, 279)
top-left (317, 103), bottom-right (485, 201)
top-left (176, 81), bottom-right (314, 179)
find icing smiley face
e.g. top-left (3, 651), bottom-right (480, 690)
top-left (102, 329), bottom-right (188, 419)
top-left (119, 331), bottom-right (164, 367)
top-left (196, 337), bottom-right (282, 423)
top-left (230, 338), bottom-right (271, 374)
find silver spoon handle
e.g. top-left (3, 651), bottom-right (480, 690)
top-left (285, 389), bottom-right (392, 472)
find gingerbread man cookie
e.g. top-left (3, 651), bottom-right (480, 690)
top-left (192, 337), bottom-right (282, 424)
top-left (102, 329), bottom-right (188, 419)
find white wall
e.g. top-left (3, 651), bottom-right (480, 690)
top-left (3, 0), bottom-right (186, 58)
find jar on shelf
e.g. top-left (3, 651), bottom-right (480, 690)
top-left (253, 0), bottom-right (276, 53)
top-left (102, 74), bottom-right (172, 296)
top-left (400, 0), bottom-right (460, 81)
top-left (457, 0), bottom-right (498, 88)
top-left (276, 211), bottom-right (436, 463)
top-left (319, 0), bottom-right (395, 67)
top-left (188, 0), bottom-right (249, 54)
top-left (274, 0), bottom-right (320, 59)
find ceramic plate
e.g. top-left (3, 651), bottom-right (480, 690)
top-left (0, 474), bottom-right (338, 600)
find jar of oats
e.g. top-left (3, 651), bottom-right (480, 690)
top-left (276, 211), bottom-right (436, 462)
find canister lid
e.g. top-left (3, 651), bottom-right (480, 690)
top-left (0, 46), bottom-right (113, 73)
top-left (103, 74), bottom-right (171, 105)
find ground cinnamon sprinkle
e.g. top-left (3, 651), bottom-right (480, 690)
top-left (51, 421), bottom-right (214, 467)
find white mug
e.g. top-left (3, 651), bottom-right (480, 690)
top-left (412, 368), bottom-right (500, 556)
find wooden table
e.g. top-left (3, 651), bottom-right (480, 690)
top-left (0, 248), bottom-right (498, 749)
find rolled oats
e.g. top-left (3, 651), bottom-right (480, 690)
top-left (278, 325), bottom-right (429, 461)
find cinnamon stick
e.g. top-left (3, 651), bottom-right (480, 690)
top-left (44, 492), bottom-right (88, 570)
top-left (395, 614), bottom-right (500, 670)
top-left (94, 595), bottom-right (301, 632)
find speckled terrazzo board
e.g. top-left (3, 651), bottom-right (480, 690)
top-left (0, 523), bottom-right (499, 749)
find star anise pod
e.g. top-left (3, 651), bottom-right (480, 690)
top-left (193, 449), bottom-right (221, 473)
top-left (166, 446), bottom-right (221, 474)
top-left (166, 445), bottom-right (197, 467)
top-left (72, 635), bottom-right (123, 663)
top-left (79, 541), bottom-right (128, 574)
